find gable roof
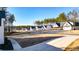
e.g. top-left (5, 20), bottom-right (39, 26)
top-left (50, 23), bottom-right (59, 27)
top-left (56, 23), bottom-right (60, 27)
top-left (63, 22), bottom-right (72, 27)
top-left (67, 21), bottom-right (73, 26)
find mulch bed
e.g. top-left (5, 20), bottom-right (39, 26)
top-left (13, 36), bottom-right (62, 48)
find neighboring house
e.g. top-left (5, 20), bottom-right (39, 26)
top-left (34, 25), bottom-right (50, 31)
top-left (36, 26), bottom-right (44, 30)
top-left (46, 25), bottom-right (52, 30)
top-left (62, 21), bottom-right (73, 30)
top-left (50, 23), bottom-right (59, 28)
top-left (35, 23), bottom-right (59, 30)
top-left (30, 26), bottom-right (34, 31)
top-left (12, 26), bottom-right (28, 32)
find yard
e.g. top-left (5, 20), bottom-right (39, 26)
top-left (59, 30), bottom-right (79, 35)
top-left (59, 30), bottom-right (79, 51)
top-left (64, 39), bottom-right (79, 51)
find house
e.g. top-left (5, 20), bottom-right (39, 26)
top-left (50, 23), bottom-right (59, 27)
top-left (35, 25), bottom-right (46, 31)
top-left (46, 25), bottom-right (52, 30)
top-left (62, 21), bottom-right (79, 30)
top-left (42, 25), bottom-right (47, 30)
top-left (62, 21), bottom-right (73, 30)
top-left (12, 26), bottom-right (29, 32)
top-left (74, 22), bottom-right (79, 30)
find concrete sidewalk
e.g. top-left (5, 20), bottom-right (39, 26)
top-left (47, 35), bottom-right (79, 50)
top-left (10, 39), bottom-right (22, 50)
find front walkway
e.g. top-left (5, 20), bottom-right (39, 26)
top-left (10, 35), bottom-right (79, 51)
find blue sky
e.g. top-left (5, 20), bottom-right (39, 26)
top-left (7, 7), bottom-right (79, 26)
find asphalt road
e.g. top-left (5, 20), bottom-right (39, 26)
top-left (31, 30), bottom-right (63, 34)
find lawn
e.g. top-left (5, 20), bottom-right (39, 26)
top-left (64, 39), bottom-right (79, 51)
top-left (59, 30), bottom-right (79, 35)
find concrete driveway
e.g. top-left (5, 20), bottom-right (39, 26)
top-left (12, 35), bottom-right (79, 51)
top-left (17, 41), bottom-right (63, 51)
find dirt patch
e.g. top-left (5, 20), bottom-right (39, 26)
top-left (64, 39), bottom-right (79, 51)
top-left (60, 30), bottom-right (79, 35)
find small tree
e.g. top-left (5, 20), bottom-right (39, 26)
top-left (67, 10), bottom-right (79, 22)
top-left (34, 20), bottom-right (43, 25)
top-left (67, 10), bottom-right (79, 29)
top-left (6, 14), bottom-right (15, 32)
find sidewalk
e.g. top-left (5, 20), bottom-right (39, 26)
top-left (10, 39), bottom-right (22, 50)
top-left (47, 35), bottom-right (79, 50)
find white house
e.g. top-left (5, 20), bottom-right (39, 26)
top-left (42, 25), bottom-right (47, 30)
top-left (35, 26), bottom-right (39, 30)
top-left (30, 27), bottom-right (33, 31)
top-left (63, 22), bottom-right (73, 30)
top-left (46, 25), bottom-right (52, 30)
top-left (50, 23), bottom-right (59, 27)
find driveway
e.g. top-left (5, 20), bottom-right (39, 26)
top-left (13, 35), bottom-right (79, 51)
top-left (17, 41), bottom-right (63, 51)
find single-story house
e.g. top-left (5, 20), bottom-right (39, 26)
top-left (50, 23), bottom-right (59, 28)
top-left (62, 22), bottom-right (79, 30)
top-left (62, 21), bottom-right (74, 30)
